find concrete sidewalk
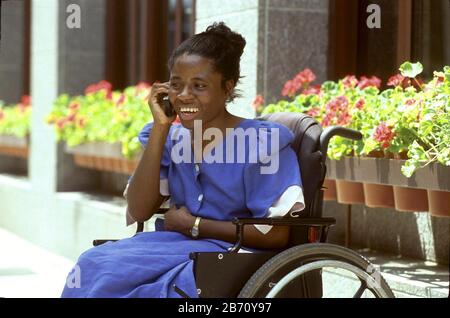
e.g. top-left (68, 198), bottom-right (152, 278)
top-left (0, 228), bottom-right (74, 298)
top-left (357, 248), bottom-right (449, 298)
top-left (0, 227), bottom-right (448, 298)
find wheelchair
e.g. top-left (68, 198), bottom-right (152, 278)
top-left (94, 112), bottom-right (395, 298)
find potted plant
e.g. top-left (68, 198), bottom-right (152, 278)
top-left (0, 96), bottom-right (31, 158)
top-left (46, 81), bottom-right (152, 175)
top-left (399, 65), bottom-right (450, 216)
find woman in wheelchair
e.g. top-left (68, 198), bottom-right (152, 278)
top-left (61, 22), bottom-right (306, 298)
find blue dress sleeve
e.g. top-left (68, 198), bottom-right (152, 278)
top-left (243, 122), bottom-right (303, 218)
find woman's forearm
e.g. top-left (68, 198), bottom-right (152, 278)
top-left (127, 123), bottom-right (171, 222)
top-left (198, 218), bottom-right (290, 250)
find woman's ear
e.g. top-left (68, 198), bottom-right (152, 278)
top-left (225, 79), bottom-right (235, 98)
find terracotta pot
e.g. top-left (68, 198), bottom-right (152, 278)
top-left (111, 158), bottom-right (122, 172)
top-left (125, 160), bottom-right (138, 174)
top-left (74, 154), bottom-right (87, 167)
top-left (0, 135), bottom-right (29, 158)
top-left (363, 183), bottom-right (395, 208)
top-left (103, 157), bottom-right (115, 171)
top-left (323, 179), bottom-right (337, 201)
top-left (393, 186), bottom-right (428, 212)
top-left (73, 153), bottom-right (138, 175)
top-left (427, 190), bottom-right (450, 217)
top-left (0, 145), bottom-right (28, 158)
top-left (335, 180), bottom-right (365, 205)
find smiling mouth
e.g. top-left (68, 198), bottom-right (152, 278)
top-left (178, 106), bottom-right (200, 120)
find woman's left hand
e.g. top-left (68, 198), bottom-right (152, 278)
top-left (164, 205), bottom-right (196, 236)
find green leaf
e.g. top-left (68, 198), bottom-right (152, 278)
top-left (401, 160), bottom-right (420, 178)
top-left (399, 61), bottom-right (423, 78)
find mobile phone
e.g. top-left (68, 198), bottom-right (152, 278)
top-left (161, 94), bottom-right (175, 117)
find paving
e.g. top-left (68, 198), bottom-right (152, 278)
top-left (0, 228), bottom-right (74, 298)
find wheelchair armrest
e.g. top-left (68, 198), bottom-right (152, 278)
top-left (229, 217), bottom-right (336, 253)
top-left (232, 217), bottom-right (336, 227)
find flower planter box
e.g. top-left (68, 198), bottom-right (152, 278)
top-left (323, 179), bottom-right (337, 201)
top-left (326, 157), bottom-right (450, 192)
top-left (0, 135), bottom-right (29, 158)
top-left (65, 142), bottom-right (141, 175)
top-left (326, 157), bottom-right (450, 216)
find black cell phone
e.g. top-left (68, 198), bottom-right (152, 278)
top-left (161, 94), bottom-right (175, 117)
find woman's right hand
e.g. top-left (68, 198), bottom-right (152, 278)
top-left (148, 82), bottom-right (177, 126)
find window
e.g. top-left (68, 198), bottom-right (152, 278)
top-left (106, 0), bottom-right (196, 89)
top-left (329, 0), bottom-right (449, 82)
top-left (411, 0), bottom-right (450, 79)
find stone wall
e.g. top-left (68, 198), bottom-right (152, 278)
top-left (257, 0), bottom-right (329, 104)
top-left (0, 0), bottom-right (25, 104)
top-left (196, 0), bottom-right (259, 119)
top-left (324, 201), bottom-right (449, 265)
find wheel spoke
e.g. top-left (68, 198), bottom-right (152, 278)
top-left (352, 279), bottom-right (368, 298)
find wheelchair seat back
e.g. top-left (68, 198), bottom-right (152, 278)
top-left (258, 113), bottom-right (326, 245)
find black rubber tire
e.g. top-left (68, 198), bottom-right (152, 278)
top-left (238, 243), bottom-right (395, 298)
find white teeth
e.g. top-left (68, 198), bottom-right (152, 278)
top-left (180, 107), bottom-right (199, 113)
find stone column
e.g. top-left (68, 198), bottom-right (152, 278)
top-left (30, 0), bottom-right (60, 193)
top-left (195, 0), bottom-right (330, 114)
top-left (195, 0), bottom-right (259, 119)
top-left (257, 0), bottom-right (330, 104)
top-left (30, 0), bottom-right (107, 193)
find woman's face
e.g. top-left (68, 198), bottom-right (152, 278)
top-left (169, 53), bottom-right (233, 130)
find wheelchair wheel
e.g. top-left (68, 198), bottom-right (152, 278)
top-left (238, 243), bottom-right (394, 298)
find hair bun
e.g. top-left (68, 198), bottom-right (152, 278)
top-left (205, 22), bottom-right (246, 58)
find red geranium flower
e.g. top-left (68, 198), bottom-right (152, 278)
top-left (302, 84), bottom-right (321, 95)
top-left (294, 68), bottom-right (316, 86)
top-left (252, 94), bottom-right (265, 110)
top-left (387, 74), bottom-right (405, 87)
top-left (306, 106), bottom-right (320, 118)
top-left (85, 80), bottom-right (113, 99)
top-left (69, 102), bottom-right (80, 111)
top-left (281, 80), bottom-right (297, 97)
top-left (322, 96), bottom-right (352, 127)
top-left (282, 68), bottom-right (317, 97)
top-left (56, 118), bottom-right (67, 129)
top-left (357, 76), bottom-right (382, 89)
top-left (342, 75), bottom-right (358, 88)
top-left (21, 95), bottom-right (31, 107)
top-left (355, 98), bottom-right (365, 110)
top-left (373, 122), bottom-right (395, 149)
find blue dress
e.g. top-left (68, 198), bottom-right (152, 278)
top-left (61, 118), bottom-right (303, 298)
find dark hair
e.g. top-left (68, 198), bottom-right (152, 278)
top-left (168, 22), bottom-right (246, 103)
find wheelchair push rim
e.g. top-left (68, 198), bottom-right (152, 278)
top-left (238, 243), bottom-right (395, 298)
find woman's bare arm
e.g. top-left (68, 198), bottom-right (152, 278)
top-left (164, 203), bottom-right (305, 250)
top-left (126, 123), bottom-right (170, 222)
top-left (126, 82), bottom-right (176, 222)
